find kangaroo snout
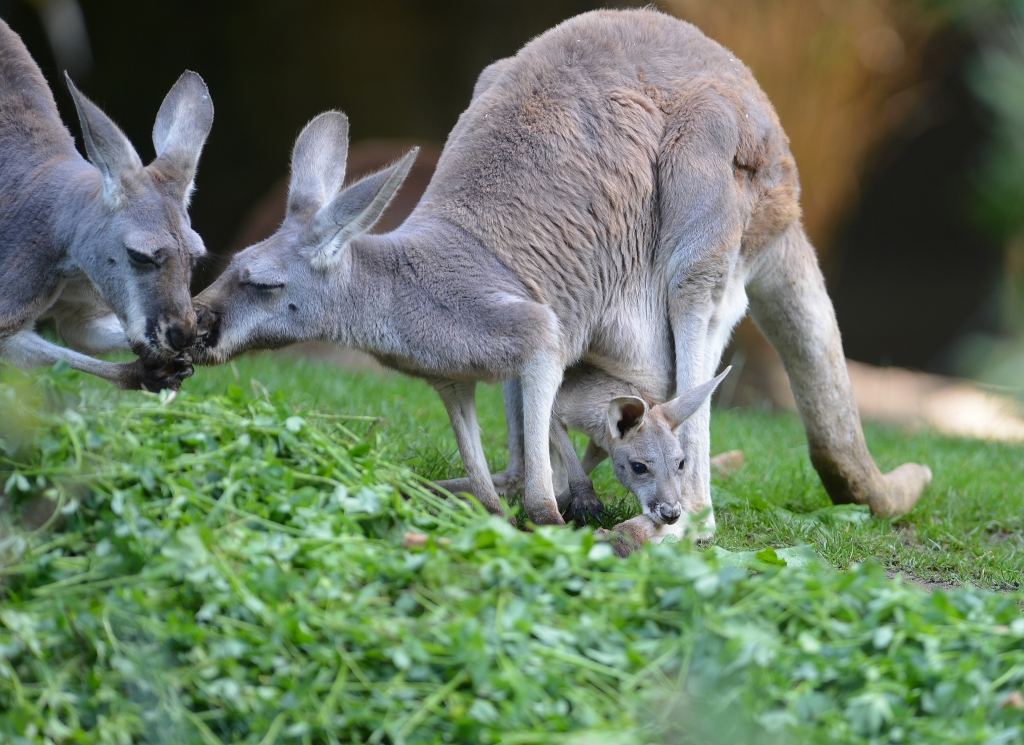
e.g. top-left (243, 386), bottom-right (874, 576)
top-left (658, 502), bottom-right (682, 524)
top-left (164, 320), bottom-right (197, 352)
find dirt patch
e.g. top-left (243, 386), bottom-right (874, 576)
top-left (886, 569), bottom-right (965, 593)
top-left (886, 569), bottom-right (1020, 594)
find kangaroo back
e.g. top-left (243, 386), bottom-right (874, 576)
top-left (0, 20), bottom-right (75, 161)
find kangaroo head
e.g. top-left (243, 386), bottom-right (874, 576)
top-left (192, 111), bottom-right (417, 365)
top-left (607, 367), bottom-right (731, 524)
top-left (66, 71), bottom-right (213, 359)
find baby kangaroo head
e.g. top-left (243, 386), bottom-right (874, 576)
top-left (192, 111), bottom-right (418, 365)
top-left (67, 72), bottom-right (213, 360)
top-left (607, 367), bottom-right (731, 525)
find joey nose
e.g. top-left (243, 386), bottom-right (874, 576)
top-left (166, 322), bottom-right (196, 352)
top-left (659, 502), bottom-right (682, 524)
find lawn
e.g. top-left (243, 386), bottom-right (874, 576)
top-left (180, 353), bottom-right (1024, 591)
top-left (1, 354), bottom-right (1023, 744)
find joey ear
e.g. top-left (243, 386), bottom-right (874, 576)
top-left (287, 111), bottom-right (350, 218)
top-left (305, 147), bottom-right (418, 268)
top-left (607, 396), bottom-right (648, 441)
top-left (150, 71), bottom-right (214, 204)
top-left (659, 366), bottom-right (732, 430)
top-left (66, 72), bottom-right (142, 205)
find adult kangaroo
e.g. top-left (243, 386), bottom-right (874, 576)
top-left (192, 8), bottom-right (931, 527)
top-left (0, 20), bottom-right (213, 390)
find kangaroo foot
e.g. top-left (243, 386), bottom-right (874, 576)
top-left (710, 449), bottom-right (744, 477)
top-left (871, 463), bottom-right (932, 518)
top-left (432, 476), bottom-right (473, 495)
top-left (428, 476), bottom-right (508, 518)
top-left (434, 468), bottom-right (522, 498)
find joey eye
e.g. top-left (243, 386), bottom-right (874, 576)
top-left (125, 247), bottom-right (156, 266)
top-left (678, 459), bottom-right (685, 471)
top-left (630, 462), bottom-right (648, 475)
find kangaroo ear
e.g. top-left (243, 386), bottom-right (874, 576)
top-left (150, 71), bottom-right (214, 204)
top-left (66, 72), bottom-right (142, 206)
top-left (607, 396), bottom-right (648, 441)
top-left (287, 111), bottom-right (350, 219)
top-left (659, 366), bottom-right (732, 430)
top-left (306, 147), bottom-right (418, 268)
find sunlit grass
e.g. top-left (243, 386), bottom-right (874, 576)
top-left (187, 352), bottom-right (1024, 591)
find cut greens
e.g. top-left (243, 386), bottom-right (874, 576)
top-left (0, 363), bottom-right (1022, 744)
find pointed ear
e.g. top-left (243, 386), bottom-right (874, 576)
top-left (607, 396), bottom-right (648, 442)
top-left (659, 366), bottom-right (732, 430)
top-left (305, 147), bottom-right (418, 268)
top-left (66, 72), bottom-right (142, 205)
top-left (150, 71), bottom-right (214, 204)
top-left (287, 111), bottom-right (350, 219)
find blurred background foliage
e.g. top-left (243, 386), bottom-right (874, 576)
top-left (2, 0), bottom-right (1023, 391)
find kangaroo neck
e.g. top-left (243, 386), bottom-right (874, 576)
top-left (55, 161), bottom-right (112, 274)
top-left (323, 218), bottom-right (494, 358)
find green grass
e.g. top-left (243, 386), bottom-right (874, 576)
top-left (1, 354), bottom-right (1023, 744)
top-left (182, 353), bottom-right (1024, 591)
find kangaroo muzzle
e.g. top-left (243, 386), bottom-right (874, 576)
top-left (658, 502), bottom-right (682, 524)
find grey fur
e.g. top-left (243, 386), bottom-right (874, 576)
top-left (0, 20), bottom-right (213, 390)
top-left (193, 9), bottom-right (931, 525)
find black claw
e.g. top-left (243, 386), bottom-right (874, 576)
top-left (134, 352), bottom-right (194, 392)
top-left (566, 496), bottom-right (607, 528)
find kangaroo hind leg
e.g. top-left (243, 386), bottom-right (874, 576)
top-left (431, 379), bottom-right (504, 516)
top-left (746, 224), bottom-right (931, 517)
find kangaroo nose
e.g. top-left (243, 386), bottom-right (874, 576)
top-left (659, 502), bottom-right (682, 524)
top-left (166, 322), bottom-right (197, 352)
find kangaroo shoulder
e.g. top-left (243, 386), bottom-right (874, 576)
top-left (471, 58), bottom-right (513, 103)
top-left (0, 239), bottom-right (65, 337)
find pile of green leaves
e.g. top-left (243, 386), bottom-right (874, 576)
top-left (1, 368), bottom-right (1023, 744)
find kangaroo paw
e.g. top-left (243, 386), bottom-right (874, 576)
top-left (596, 514), bottom-right (659, 558)
top-left (563, 484), bottom-right (606, 528)
top-left (566, 497), bottom-right (607, 528)
top-left (124, 353), bottom-right (194, 392)
top-left (872, 463), bottom-right (932, 518)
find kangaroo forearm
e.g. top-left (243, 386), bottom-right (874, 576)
top-left (0, 329), bottom-right (127, 381)
top-left (580, 440), bottom-right (607, 475)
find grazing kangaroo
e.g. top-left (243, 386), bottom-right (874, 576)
top-left (0, 20), bottom-right (213, 390)
top-left (192, 8), bottom-right (931, 529)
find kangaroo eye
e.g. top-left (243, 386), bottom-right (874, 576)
top-left (246, 281), bottom-right (285, 293)
top-left (678, 459), bottom-right (685, 471)
top-left (125, 247), bottom-right (155, 266)
top-left (630, 462), bottom-right (648, 475)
